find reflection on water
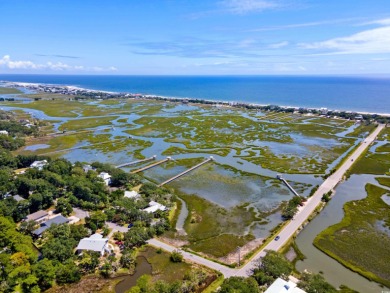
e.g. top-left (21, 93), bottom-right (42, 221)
top-left (115, 256), bottom-right (152, 293)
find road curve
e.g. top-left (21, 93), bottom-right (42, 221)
top-left (148, 124), bottom-right (386, 278)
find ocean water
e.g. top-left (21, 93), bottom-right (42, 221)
top-left (1, 74), bottom-right (390, 113)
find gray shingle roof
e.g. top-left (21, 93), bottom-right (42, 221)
top-left (26, 210), bottom-right (48, 221)
top-left (32, 215), bottom-right (70, 236)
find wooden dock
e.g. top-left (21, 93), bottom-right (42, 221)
top-left (158, 157), bottom-right (214, 187)
top-left (276, 174), bottom-right (300, 196)
top-left (131, 157), bottom-right (172, 174)
top-left (116, 155), bottom-right (156, 168)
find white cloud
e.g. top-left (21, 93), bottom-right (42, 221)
top-left (220, 0), bottom-right (280, 14)
top-left (0, 55), bottom-right (117, 72)
top-left (269, 41), bottom-right (289, 48)
top-left (300, 26), bottom-right (390, 55)
top-left (360, 18), bottom-right (390, 26)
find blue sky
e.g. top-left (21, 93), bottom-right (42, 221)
top-left (1, 0), bottom-right (390, 75)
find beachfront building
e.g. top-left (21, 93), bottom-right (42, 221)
top-left (143, 201), bottom-right (166, 213)
top-left (98, 172), bottom-right (111, 186)
top-left (76, 233), bottom-right (109, 256)
top-left (265, 278), bottom-right (306, 293)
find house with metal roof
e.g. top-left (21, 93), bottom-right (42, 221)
top-left (265, 278), bottom-right (306, 293)
top-left (32, 215), bottom-right (70, 237)
top-left (76, 233), bottom-right (109, 256)
top-left (30, 160), bottom-right (48, 170)
top-left (98, 172), bottom-right (112, 186)
top-left (26, 210), bottom-right (49, 223)
top-left (124, 190), bottom-right (140, 199)
top-left (143, 201), bottom-right (166, 213)
top-left (12, 194), bottom-right (26, 202)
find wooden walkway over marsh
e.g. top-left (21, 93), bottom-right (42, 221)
top-left (277, 174), bottom-right (300, 196)
top-left (158, 156), bottom-right (214, 187)
top-left (116, 155), bottom-right (156, 168)
top-left (131, 157), bottom-right (172, 174)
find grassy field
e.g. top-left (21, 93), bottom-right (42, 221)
top-left (139, 246), bottom-right (193, 283)
top-left (59, 116), bottom-right (118, 131)
top-left (314, 183), bottom-right (390, 287)
top-left (0, 87), bottom-right (22, 94)
top-left (179, 193), bottom-right (258, 257)
top-left (376, 177), bottom-right (390, 188)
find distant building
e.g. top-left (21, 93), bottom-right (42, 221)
top-left (98, 172), bottom-right (111, 185)
top-left (30, 160), bottom-right (48, 170)
top-left (143, 201), bottom-right (166, 213)
top-left (0, 130), bottom-right (8, 136)
top-left (25, 210), bottom-right (49, 223)
top-left (320, 108), bottom-right (328, 115)
top-left (124, 190), bottom-right (140, 199)
top-left (265, 278), bottom-right (306, 293)
top-left (32, 215), bottom-right (70, 237)
top-left (76, 233), bottom-right (109, 256)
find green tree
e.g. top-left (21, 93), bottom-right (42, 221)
top-left (32, 258), bottom-right (56, 290)
top-left (55, 261), bottom-right (81, 285)
top-left (170, 250), bottom-right (183, 263)
top-left (219, 276), bottom-right (260, 293)
top-left (254, 251), bottom-right (292, 280)
top-left (299, 272), bottom-right (337, 293)
top-left (55, 197), bottom-right (73, 216)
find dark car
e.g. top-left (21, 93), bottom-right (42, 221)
top-left (128, 223), bottom-right (134, 228)
top-left (275, 236), bottom-right (280, 241)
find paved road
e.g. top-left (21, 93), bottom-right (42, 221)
top-left (147, 124), bottom-right (385, 278)
top-left (147, 239), bottom-right (237, 277)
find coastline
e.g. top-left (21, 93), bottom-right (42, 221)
top-left (1, 80), bottom-right (390, 117)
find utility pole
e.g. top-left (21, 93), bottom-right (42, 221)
top-left (237, 246), bottom-right (241, 267)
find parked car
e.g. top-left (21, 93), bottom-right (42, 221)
top-left (115, 241), bottom-right (123, 245)
top-left (275, 236), bottom-right (280, 241)
top-left (128, 223), bottom-right (134, 228)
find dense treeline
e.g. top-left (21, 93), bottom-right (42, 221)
top-left (0, 113), bottom-right (176, 292)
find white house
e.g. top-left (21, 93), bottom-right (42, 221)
top-left (124, 190), bottom-right (140, 199)
top-left (265, 278), bottom-right (306, 293)
top-left (98, 172), bottom-right (111, 185)
top-left (143, 201), bottom-right (166, 213)
top-left (76, 234), bottom-right (109, 256)
top-left (30, 160), bottom-right (48, 170)
top-left (0, 130), bottom-right (9, 136)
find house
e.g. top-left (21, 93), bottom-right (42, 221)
top-left (0, 130), bottom-right (8, 136)
top-left (124, 190), bottom-right (140, 199)
top-left (265, 278), bottom-right (306, 293)
top-left (76, 233), bottom-right (109, 256)
top-left (30, 160), bottom-right (48, 170)
top-left (143, 201), bottom-right (166, 213)
top-left (98, 172), bottom-right (111, 185)
top-left (83, 164), bottom-right (94, 173)
top-left (32, 215), bottom-right (70, 237)
top-left (25, 210), bottom-right (49, 223)
top-left (13, 194), bottom-right (25, 202)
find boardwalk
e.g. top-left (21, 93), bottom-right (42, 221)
top-left (147, 124), bottom-right (385, 278)
top-left (131, 157), bottom-right (171, 174)
top-left (116, 155), bottom-right (156, 168)
top-left (277, 174), bottom-right (300, 196)
top-left (158, 157), bottom-right (213, 187)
